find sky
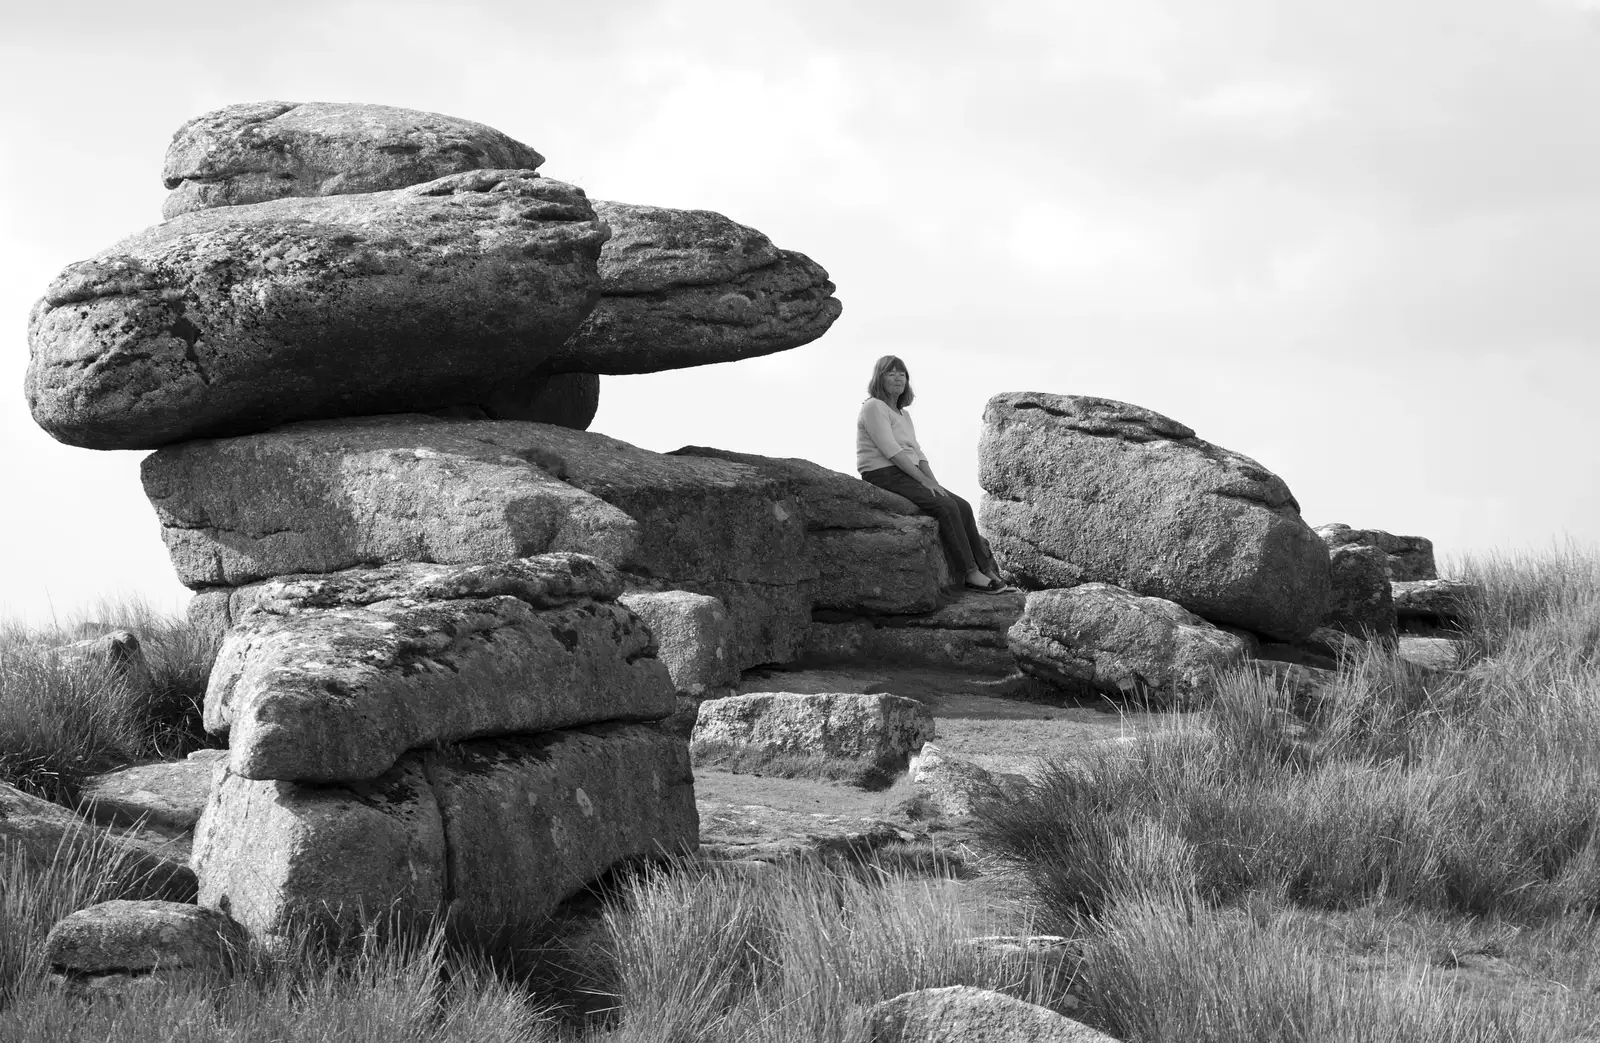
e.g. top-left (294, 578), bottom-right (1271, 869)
top-left (2, 0), bottom-right (1597, 625)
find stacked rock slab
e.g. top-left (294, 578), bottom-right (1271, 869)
top-left (151, 418), bottom-right (945, 671)
top-left (1320, 542), bottom-right (1398, 640)
top-left (979, 393), bottom-right (1330, 641)
top-left (192, 554), bottom-right (697, 937)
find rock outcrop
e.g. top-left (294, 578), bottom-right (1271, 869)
top-left (78, 751), bottom-right (223, 836)
top-left (803, 590), bottom-right (1025, 674)
top-left (864, 985), bottom-right (1114, 1043)
top-left (1316, 523), bottom-right (1437, 581)
top-left (28, 172), bottom-right (606, 450)
top-left (162, 101), bottom-right (546, 218)
top-left (549, 202), bottom-right (842, 375)
top-left (979, 392), bottom-right (1329, 641)
top-left (1392, 578), bottom-right (1478, 629)
top-left (691, 692), bottom-right (934, 771)
top-left (195, 723), bottom-right (695, 936)
top-left (1008, 583), bottom-right (1250, 704)
top-left (204, 555), bottom-right (673, 781)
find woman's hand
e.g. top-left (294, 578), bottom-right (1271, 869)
top-left (921, 479), bottom-right (952, 498)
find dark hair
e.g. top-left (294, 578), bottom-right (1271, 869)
top-left (867, 355), bottom-right (914, 408)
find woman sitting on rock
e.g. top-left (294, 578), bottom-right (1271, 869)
top-left (858, 355), bottom-right (1012, 594)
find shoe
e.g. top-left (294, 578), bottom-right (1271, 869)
top-left (965, 576), bottom-right (1012, 595)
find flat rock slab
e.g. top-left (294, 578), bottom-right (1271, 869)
top-left (143, 416), bottom-right (638, 588)
top-left (1397, 636), bottom-right (1466, 671)
top-left (1316, 523), bottom-right (1437, 581)
top-left (548, 202), bottom-right (840, 374)
top-left (692, 692), bottom-right (934, 770)
top-left (979, 392), bottom-right (1329, 640)
top-left (193, 723), bottom-right (696, 937)
top-left (1009, 584), bottom-right (1251, 704)
top-left (206, 554), bottom-right (673, 782)
top-left (45, 899), bottom-right (244, 975)
top-left (0, 782), bottom-right (195, 902)
top-left (28, 171), bottom-right (604, 450)
top-left (162, 101), bottom-right (545, 218)
top-left (1392, 579), bottom-right (1479, 625)
top-left (78, 753), bottom-right (222, 835)
top-left (865, 985), bottom-right (1114, 1043)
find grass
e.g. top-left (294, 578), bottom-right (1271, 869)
top-left (0, 595), bottom-right (218, 801)
top-left (8, 552), bottom-right (1600, 1039)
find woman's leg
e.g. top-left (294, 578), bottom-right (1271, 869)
top-left (861, 468), bottom-right (978, 574)
top-left (946, 492), bottom-right (998, 576)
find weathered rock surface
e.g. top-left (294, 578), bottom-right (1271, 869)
top-left (618, 590), bottom-right (738, 696)
top-left (28, 172), bottom-right (605, 450)
top-left (143, 417), bottom-right (638, 588)
top-left (48, 630), bottom-right (153, 696)
top-left (979, 393), bottom-right (1329, 641)
top-left (691, 692), bottom-right (933, 770)
top-left (548, 202), bottom-right (841, 374)
top-left (0, 782), bottom-right (196, 901)
top-left (1398, 636), bottom-right (1466, 671)
top-left (863, 985), bottom-right (1114, 1043)
top-left (45, 900), bottom-right (243, 977)
top-left (194, 724), bottom-right (695, 936)
top-left (206, 554), bottom-right (673, 782)
top-left (162, 101), bottom-right (545, 218)
top-left (1009, 584), bottom-right (1251, 703)
top-left (803, 591), bottom-right (1026, 674)
top-left (1324, 544), bottom-right (1398, 640)
top-left (673, 447), bottom-right (948, 613)
top-left (1316, 523), bottom-right (1437, 581)
top-left (1392, 579), bottom-right (1479, 628)
top-left (79, 753), bottom-right (222, 835)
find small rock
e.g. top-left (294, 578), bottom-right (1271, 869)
top-left (1008, 584), bottom-right (1250, 705)
top-left (1398, 636), bottom-right (1466, 671)
top-left (908, 743), bottom-right (1014, 818)
top-left (48, 631), bottom-right (152, 695)
top-left (691, 692), bottom-right (934, 771)
top-left (862, 985), bottom-right (1114, 1042)
top-left (45, 900), bottom-right (243, 978)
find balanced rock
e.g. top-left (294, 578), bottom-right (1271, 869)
top-left (1323, 544), bottom-right (1397, 640)
top-left (691, 692), bottom-right (933, 771)
top-left (672, 447), bottom-right (948, 613)
top-left (143, 416), bottom-right (638, 589)
top-left (1008, 583), bottom-right (1250, 704)
top-left (1316, 523), bottom-right (1436, 581)
top-left (162, 101), bottom-right (545, 218)
top-left (863, 985), bottom-right (1114, 1043)
top-left (194, 723), bottom-right (696, 937)
top-left (206, 554), bottom-right (673, 782)
top-left (45, 900), bottom-right (243, 981)
top-left (1, 782), bottom-right (195, 902)
top-left (27, 171), bottom-right (605, 450)
top-left (547, 202), bottom-right (841, 374)
top-left (980, 393), bottom-right (1329, 641)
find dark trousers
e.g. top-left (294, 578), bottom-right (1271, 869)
top-left (860, 466), bottom-right (994, 578)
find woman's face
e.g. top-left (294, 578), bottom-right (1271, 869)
top-left (884, 368), bottom-right (908, 399)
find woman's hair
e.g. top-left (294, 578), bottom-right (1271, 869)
top-left (867, 355), bottom-right (914, 408)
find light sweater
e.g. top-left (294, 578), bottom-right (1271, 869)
top-left (857, 397), bottom-right (927, 472)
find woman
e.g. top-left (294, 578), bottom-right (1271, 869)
top-left (857, 355), bottom-right (1012, 594)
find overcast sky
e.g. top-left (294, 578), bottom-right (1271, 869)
top-left (3, 0), bottom-right (1597, 625)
